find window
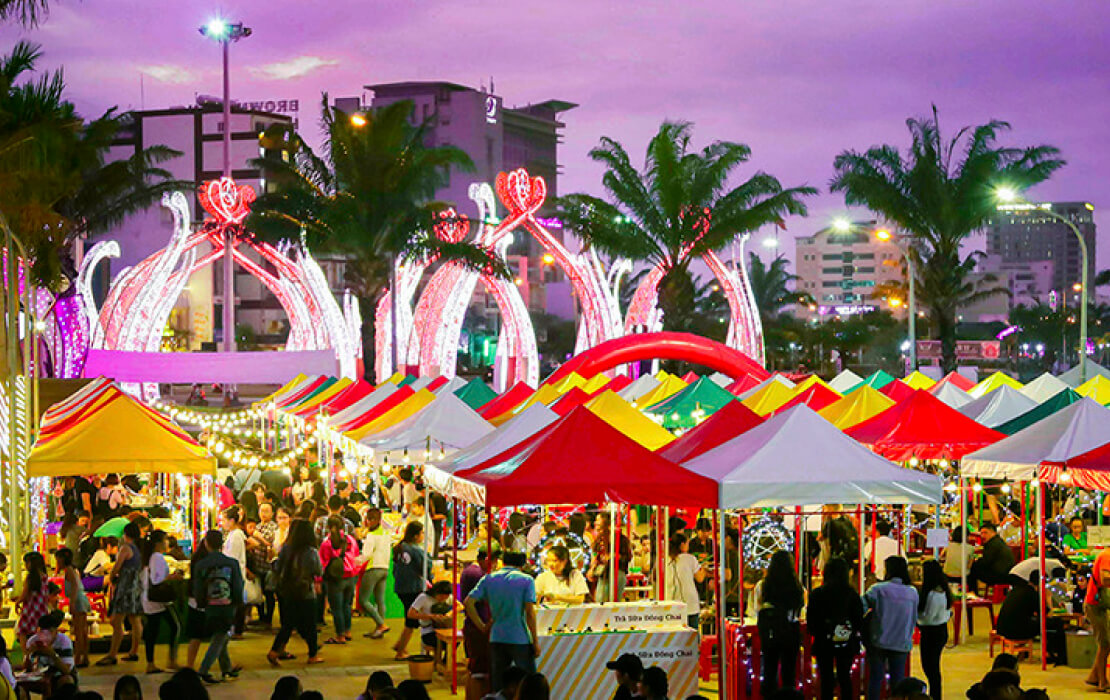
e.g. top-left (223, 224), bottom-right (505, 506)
top-left (855, 253), bottom-right (875, 260)
top-left (856, 267), bottom-right (875, 274)
top-left (822, 254), bottom-right (842, 261)
top-left (822, 267), bottom-right (841, 274)
top-left (822, 281), bottom-right (839, 288)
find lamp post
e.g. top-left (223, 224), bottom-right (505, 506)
top-left (876, 228), bottom-right (917, 371)
top-left (997, 188), bottom-right (1089, 382)
top-left (199, 18), bottom-right (251, 357)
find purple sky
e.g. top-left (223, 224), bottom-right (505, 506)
top-left (6, 1), bottom-right (1108, 265)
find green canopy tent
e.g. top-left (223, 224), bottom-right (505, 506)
top-left (847, 370), bottom-right (896, 393)
top-left (643, 376), bottom-right (737, 429)
top-left (995, 388), bottom-right (1082, 435)
top-left (453, 378), bottom-right (498, 410)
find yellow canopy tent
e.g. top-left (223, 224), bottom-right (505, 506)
top-left (344, 389), bottom-right (436, 442)
top-left (741, 379), bottom-right (795, 416)
top-left (548, 372), bottom-right (587, 395)
top-left (585, 390), bottom-right (676, 450)
top-left (791, 375), bottom-right (841, 397)
top-left (1077, 375), bottom-right (1110, 405)
top-left (582, 374), bottom-right (612, 394)
top-left (283, 377), bottom-right (352, 413)
top-left (969, 371), bottom-right (1024, 399)
top-left (818, 385), bottom-right (896, 429)
top-left (28, 393), bottom-right (215, 477)
top-left (254, 373), bottom-right (308, 406)
top-left (903, 371), bottom-right (936, 390)
top-left (634, 374), bottom-right (688, 409)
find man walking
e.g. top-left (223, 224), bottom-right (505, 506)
top-left (193, 529), bottom-right (244, 684)
top-left (464, 551), bottom-right (539, 692)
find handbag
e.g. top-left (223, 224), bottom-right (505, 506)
top-left (147, 570), bottom-right (176, 604)
top-left (243, 578), bottom-right (264, 605)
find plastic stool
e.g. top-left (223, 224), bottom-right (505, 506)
top-left (699, 635), bottom-right (719, 681)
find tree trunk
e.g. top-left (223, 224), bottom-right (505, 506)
top-left (658, 265), bottom-right (696, 374)
top-left (357, 294), bottom-right (377, 382)
top-left (936, 306), bottom-right (958, 374)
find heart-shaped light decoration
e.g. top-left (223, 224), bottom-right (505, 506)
top-left (199, 177), bottom-right (257, 225)
top-left (433, 208), bottom-right (471, 243)
top-left (495, 169), bottom-right (546, 215)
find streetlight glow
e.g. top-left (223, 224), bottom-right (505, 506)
top-left (350, 114), bottom-right (368, 127)
top-left (204, 18), bottom-right (229, 39)
top-left (761, 237), bottom-right (778, 248)
top-left (832, 218), bottom-right (852, 233)
top-left (875, 229), bottom-right (891, 241)
top-left (995, 186), bottom-right (1018, 203)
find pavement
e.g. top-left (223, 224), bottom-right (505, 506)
top-left (22, 607), bottom-right (1102, 698)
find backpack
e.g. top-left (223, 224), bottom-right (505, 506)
top-left (198, 561), bottom-right (233, 608)
top-left (324, 538), bottom-right (348, 583)
top-left (278, 550), bottom-right (313, 600)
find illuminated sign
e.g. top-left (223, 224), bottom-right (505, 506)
top-left (485, 95), bottom-right (499, 124)
top-left (916, 340), bottom-right (1000, 361)
top-left (237, 99), bottom-right (300, 114)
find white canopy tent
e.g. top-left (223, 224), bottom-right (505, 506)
top-left (1020, 373), bottom-right (1070, 403)
top-left (618, 374), bottom-right (661, 402)
top-left (358, 392), bottom-right (494, 460)
top-left (680, 405), bottom-right (944, 509)
top-left (958, 385), bottom-right (1039, 429)
top-left (324, 382), bottom-right (399, 428)
top-left (708, 372), bottom-right (732, 388)
top-left (1059, 358), bottom-right (1110, 388)
top-left (931, 382), bottom-right (973, 409)
top-left (434, 377), bottom-right (467, 395)
top-left (962, 398), bottom-right (1110, 481)
top-left (737, 373), bottom-right (796, 401)
top-left (828, 369), bottom-right (864, 394)
top-left (408, 376), bottom-right (437, 392)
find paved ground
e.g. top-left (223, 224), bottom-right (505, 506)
top-left (31, 608), bottom-right (1100, 698)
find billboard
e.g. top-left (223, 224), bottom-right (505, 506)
top-left (916, 340), bottom-right (1000, 361)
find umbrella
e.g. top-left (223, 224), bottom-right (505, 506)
top-left (94, 517), bottom-right (130, 538)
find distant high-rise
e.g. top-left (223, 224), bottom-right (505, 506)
top-left (986, 201), bottom-right (1096, 294)
top-left (793, 220), bottom-right (905, 319)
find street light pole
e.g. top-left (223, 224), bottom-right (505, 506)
top-left (873, 226), bottom-right (917, 370)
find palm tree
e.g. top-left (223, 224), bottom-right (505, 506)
top-left (830, 107), bottom-right (1064, 372)
top-left (557, 121), bottom-right (815, 333)
top-left (247, 97), bottom-right (506, 372)
top-left (0, 42), bottom-right (183, 288)
top-left (747, 253), bottom-right (814, 322)
top-left (0, 0), bottom-right (49, 26)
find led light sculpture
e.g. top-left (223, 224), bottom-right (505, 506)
top-left (81, 178), bottom-right (361, 397)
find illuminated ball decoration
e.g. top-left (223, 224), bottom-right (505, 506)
top-left (531, 531), bottom-right (591, 572)
top-left (742, 516), bottom-right (794, 571)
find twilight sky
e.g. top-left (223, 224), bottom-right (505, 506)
top-left (5, 0), bottom-right (1108, 264)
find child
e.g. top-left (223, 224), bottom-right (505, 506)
top-left (54, 548), bottom-right (90, 668)
top-left (22, 610), bottom-right (76, 697)
top-left (406, 581), bottom-right (455, 659)
top-left (83, 536), bottom-right (118, 589)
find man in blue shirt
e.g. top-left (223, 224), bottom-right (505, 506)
top-left (464, 551), bottom-right (539, 691)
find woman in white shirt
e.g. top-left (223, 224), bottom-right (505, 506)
top-left (141, 530), bottom-right (182, 673)
top-left (220, 505), bottom-right (249, 635)
top-left (535, 546), bottom-right (590, 605)
top-left (666, 534), bottom-right (705, 629)
top-left (358, 507), bottom-right (392, 638)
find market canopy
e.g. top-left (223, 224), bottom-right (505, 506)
top-left (358, 392), bottom-right (493, 457)
top-left (847, 370), bottom-right (896, 393)
top-left (708, 372), bottom-right (732, 388)
top-left (818, 385), bottom-right (895, 430)
top-left (433, 377), bottom-right (467, 395)
top-left (935, 371), bottom-right (976, 392)
top-left (828, 369), bottom-right (864, 394)
top-left (995, 388), bottom-right (1082, 435)
top-left (969, 371), bottom-right (1023, 399)
top-left (477, 382), bottom-right (534, 419)
top-left (680, 405), bottom-right (943, 509)
top-left (1077, 375), bottom-right (1110, 404)
top-left (963, 398), bottom-right (1110, 480)
top-left (633, 373), bottom-right (688, 408)
top-left (846, 389), bottom-right (1005, 460)
top-left (430, 403), bottom-right (558, 476)
top-left (1059, 358), bottom-right (1110, 388)
top-left (724, 374), bottom-right (762, 397)
top-left (880, 380), bottom-right (915, 403)
top-left (931, 382), bottom-right (973, 409)
top-left (344, 389), bottom-right (435, 441)
top-left (737, 374), bottom-right (795, 401)
top-left (618, 374), bottom-right (661, 402)
top-left (1020, 373), bottom-right (1071, 403)
top-left (957, 385), bottom-right (1039, 429)
top-left (318, 380), bottom-right (375, 415)
top-left (326, 382), bottom-right (400, 430)
top-left (454, 407), bottom-right (717, 508)
top-left (289, 377), bottom-right (355, 416)
top-left (644, 376), bottom-right (737, 428)
top-left (774, 381), bottom-right (841, 414)
top-left (453, 378), bottom-right (498, 410)
top-left (29, 389), bottom-right (215, 477)
top-left (255, 373), bottom-right (306, 405)
top-left (1040, 439), bottom-right (1110, 490)
top-left (657, 400), bottom-right (763, 463)
top-left (585, 390), bottom-right (676, 450)
top-left (903, 371), bottom-right (937, 390)
top-left (741, 377), bottom-right (796, 415)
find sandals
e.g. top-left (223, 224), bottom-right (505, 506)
top-left (324, 637), bottom-right (346, 645)
top-left (95, 657), bottom-right (118, 666)
top-left (123, 654), bottom-right (139, 662)
top-left (277, 652), bottom-right (296, 661)
top-left (307, 656), bottom-right (325, 664)
top-left (267, 652), bottom-right (281, 667)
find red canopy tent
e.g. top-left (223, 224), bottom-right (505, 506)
top-left (606, 375), bottom-right (633, 393)
top-left (425, 376), bottom-right (449, 392)
top-left (657, 400), bottom-right (764, 463)
top-left (320, 380), bottom-right (374, 413)
top-left (880, 380), bottom-right (915, 403)
top-left (931, 371), bottom-right (976, 393)
top-left (329, 385), bottom-right (415, 433)
top-left (846, 389), bottom-right (1004, 460)
top-left (275, 376), bottom-right (329, 408)
top-left (773, 383), bottom-right (840, 414)
top-left (1041, 440), bottom-right (1110, 490)
top-left (455, 406), bottom-right (717, 508)
top-left (550, 382), bottom-right (615, 416)
top-left (477, 382), bottom-right (534, 418)
top-left (725, 374), bottom-right (761, 396)
top-left (680, 371), bottom-right (700, 383)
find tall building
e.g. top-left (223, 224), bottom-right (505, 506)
top-left (793, 220), bottom-right (906, 319)
top-left (986, 201), bottom-right (1096, 294)
top-left (342, 82), bottom-right (577, 318)
top-left (93, 100), bottom-right (294, 349)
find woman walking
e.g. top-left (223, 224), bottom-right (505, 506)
top-left (142, 530), bottom-right (182, 674)
top-left (320, 515), bottom-right (360, 645)
top-left (54, 548), bottom-right (91, 668)
top-left (268, 519), bottom-right (323, 666)
top-left (754, 550), bottom-right (804, 696)
top-left (807, 557), bottom-right (862, 700)
top-left (392, 521), bottom-right (427, 660)
top-left (15, 552), bottom-right (52, 651)
top-left (665, 534), bottom-right (705, 630)
top-left (917, 559), bottom-right (952, 700)
top-left (862, 555), bottom-right (918, 700)
top-left (98, 521), bottom-right (144, 666)
top-left (358, 508), bottom-right (391, 639)
top-left (184, 538), bottom-right (209, 669)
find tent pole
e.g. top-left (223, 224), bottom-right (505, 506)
top-left (660, 506), bottom-right (668, 600)
top-left (1038, 480), bottom-right (1047, 670)
top-left (959, 474), bottom-right (969, 645)
top-left (610, 502), bottom-right (618, 603)
top-left (1021, 481), bottom-right (1028, 560)
top-left (717, 493), bottom-right (727, 700)
top-left (857, 506), bottom-right (864, 594)
top-left (451, 496), bottom-right (459, 695)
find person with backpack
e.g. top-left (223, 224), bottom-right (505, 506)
top-left (391, 521), bottom-right (427, 660)
top-left (753, 550), bottom-right (805, 697)
top-left (319, 515), bottom-right (360, 645)
top-left (192, 529), bottom-right (244, 685)
top-left (96, 474), bottom-right (128, 518)
top-left (807, 557), bottom-right (863, 700)
top-left (268, 519), bottom-right (323, 666)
